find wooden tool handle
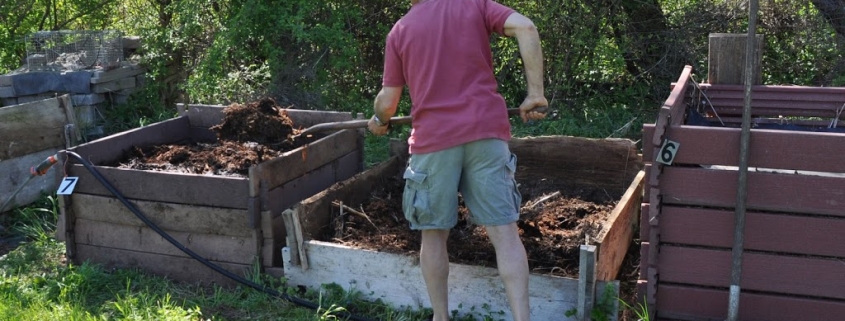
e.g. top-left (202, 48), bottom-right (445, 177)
top-left (298, 106), bottom-right (549, 136)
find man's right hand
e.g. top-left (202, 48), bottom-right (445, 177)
top-left (518, 95), bottom-right (549, 123)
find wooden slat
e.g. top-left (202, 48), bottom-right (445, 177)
top-left (259, 129), bottom-right (359, 189)
top-left (595, 170), bottom-right (644, 281)
top-left (577, 245), bottom-right (597, 321)
top-left (0, 148), bottom-right (62, 210)
top-left (657, 284), bottom-right (845, 321)
top-left (261, 150), bottom-right (361, 213)
top-left (295, 156), bottom-right (404, 240)
top-left (661, 206), bottom-right (845, 258)
top-left (659, 246), bottom-right (845, 300)
top-left (71, 116), bottom-right (191, 165)
top-left (74, 218), bottom-right (255, 264)
top-left (0, 97), bottom-right (68, 159)
top-left (639, 203), bottom-right (649, 241)
top-left (652, 66), bottom-right (693, 147)
top-left (510, 136), bottom-right (642, 197)
top-left (68, 165), bottom-right (250, 209)
top-left (75, 244), bottom-right (250, 287)
top-left (642, 125), bottom-right (845, 173)
top-left (659, 166), bottom-right (845, 217)
top-left (284, 240), bottom-right (585, 321)
top-left (71, 193), bottom-right (253, 238)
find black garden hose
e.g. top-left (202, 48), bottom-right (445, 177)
top-left (65, 151), bottom-right (379, 321)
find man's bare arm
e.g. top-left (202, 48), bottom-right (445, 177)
top-left (504, 12), bottom-right (548, 122)
top-left (368, 86), bottom-right (403, 135)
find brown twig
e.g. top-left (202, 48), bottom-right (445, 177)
top-left (524, 191), bottom-right (561, 210)
top-left (332, 200), bottom-right (378, 229)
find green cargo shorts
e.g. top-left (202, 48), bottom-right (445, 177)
top-left (402, 138), bottom-right (522, 230)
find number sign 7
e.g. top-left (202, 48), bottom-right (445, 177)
top-left (57, 177), bottom-right (79, 195)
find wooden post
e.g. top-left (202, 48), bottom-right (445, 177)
top-left (577, 245), bottom-right (597, 321)
top-left (708, 33), bottom-right (764, 85)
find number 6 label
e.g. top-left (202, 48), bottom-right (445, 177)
top-left (656, 139), bottom-right (680, 165)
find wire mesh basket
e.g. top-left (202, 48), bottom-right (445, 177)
top-left (25, 30), bottom-right (123, 71)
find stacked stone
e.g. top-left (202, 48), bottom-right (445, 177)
top-left (0, 63), bottom-right (145, 136)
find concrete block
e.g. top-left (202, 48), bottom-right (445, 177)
top-left (17, 93), bottom-right (56, 104)
top-left (1, 97), bottom-right (17, 107)
top-left (92, 77), bottom-right (135, 93)
top-left (74, 105), bottom-right (100, 128)
top-left (0, 86), bottom-right (15, 98)
top-left (112, 94), bottom-right (132, 105)
top-left (71, 93), bottom-right (106, 106)
top-left (0, 75), bottom-right (11, 87)
top-left (90, 65), bottom-right (144, 84)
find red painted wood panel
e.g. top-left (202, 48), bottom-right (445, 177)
top-left (659, 166), bottom-right (845, 217)
top-left (659, 246), bottom-right (845, 300)
top-left (657, 284), bottom-right (845, 321)
top-left (640, 203), bottom-right (649, 241)
top-left (661, 206), bottom-right (845, 258)
top-left (642, 125), bottom-right (845, 173)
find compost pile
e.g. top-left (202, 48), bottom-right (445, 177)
top-left (326, 172), bottom-right (617, 278)
top-left (117, 98), bottom-right (317, 176)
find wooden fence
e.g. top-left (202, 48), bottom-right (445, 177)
top-left (640, 65), bottom-right (845, 320)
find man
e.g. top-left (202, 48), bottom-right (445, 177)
top-left (367, 0), bottom-right (546, 320)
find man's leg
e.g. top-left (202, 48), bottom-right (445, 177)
top-left (421, 229), bottom-right (451, 321)
top-left (486, 222), bottom-right (530, 321)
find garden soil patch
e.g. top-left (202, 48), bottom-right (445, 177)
top-left (323, 170), bottom-right (620, 278)
top-left (113, 98), bottom-right (320, 176)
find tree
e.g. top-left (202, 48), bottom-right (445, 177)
top-left (811, 0), bottom-right (845, 39)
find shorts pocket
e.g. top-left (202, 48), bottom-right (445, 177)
top-left (506, 153), bottom-right (523, 208)
top-left (402, 167), bottom-right (430, 226)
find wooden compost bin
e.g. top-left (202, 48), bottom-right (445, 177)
top-left (58, 104), bottom-right (363, 285)
top-left (1, 95), bottom-right (80, 211)
top-left (641, 66), bottom-right (845, 320)
top-left (282, 136), bottom-right (644, 321)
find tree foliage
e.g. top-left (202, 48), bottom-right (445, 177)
top-left (1, 0), bottom-right (843, 121)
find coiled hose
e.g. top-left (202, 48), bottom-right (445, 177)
top-left (65, 151), bottom-right (379, 321)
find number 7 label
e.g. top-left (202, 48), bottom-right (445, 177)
top-left (57, 177), bottom-right (79, 195)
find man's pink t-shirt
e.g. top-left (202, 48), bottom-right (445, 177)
top-left (383, 0), bottom-right (515, 154)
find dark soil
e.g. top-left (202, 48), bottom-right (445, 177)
top-left (323, 171), bottom-right (619, 278)
top-left (116, 98), bottom-right (320, 176)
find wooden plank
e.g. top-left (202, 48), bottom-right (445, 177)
top-left (284, 240), bottom-right (584, 321)
top-left (659, 166), bottom-right (845, 217)
top-left (75, 244), bottom-right (251, 287)
top-left (259, 129), bottom-right (359, 189)
top-left (657, 284), bottom-right (845, 321)
top-left (707, 33), bottom-right (764, 85)
top-left (74, 218), bottom-right (256, 264)
top-left (71, 116), bottom-right (190, 165)
top-left (282, 210), bottom-right (301, 266)
top-left (58, 94), bottom-right (81, 143)
top-left (509, 136), bottom-right (642, 197)
top-left (69, 165), bottom-right (250, 209)
top-left (652, 66), bottom-right (693, 147)
top-left (0, 97), bottom-right (68, 159)
top-left (577, 245), bottom-right (597, 321)
top-left (659, 246), bottom-right (845, 300)
top-left (261, 150), bottom-right (361, 213)
top-left (661, 206), bottom-right (845, 258)
top-left (643, 125), bottom-right (845, 173)
top-left (0, 148), bottom-right (61, 209)
top-left (639, 204), bottom-right (649, 241)
top-left (71, 193), bottom-right (253, 238)
top-left (295, 156), bottom-right (404, 240)
top-left (595, 170), bottom-right (644, 281)
top-left (698, 83), bottom-right (845, 95)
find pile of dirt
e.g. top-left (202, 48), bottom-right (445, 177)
top-left (324, 172), bottom-right (618, 278)
top-left (117, 98), bottom-right (318, 176)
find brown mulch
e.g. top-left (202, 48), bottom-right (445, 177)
top-left (115, 98), bottom-right (320, 176)
top-left (323, 171), bottom-right (620, 278)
